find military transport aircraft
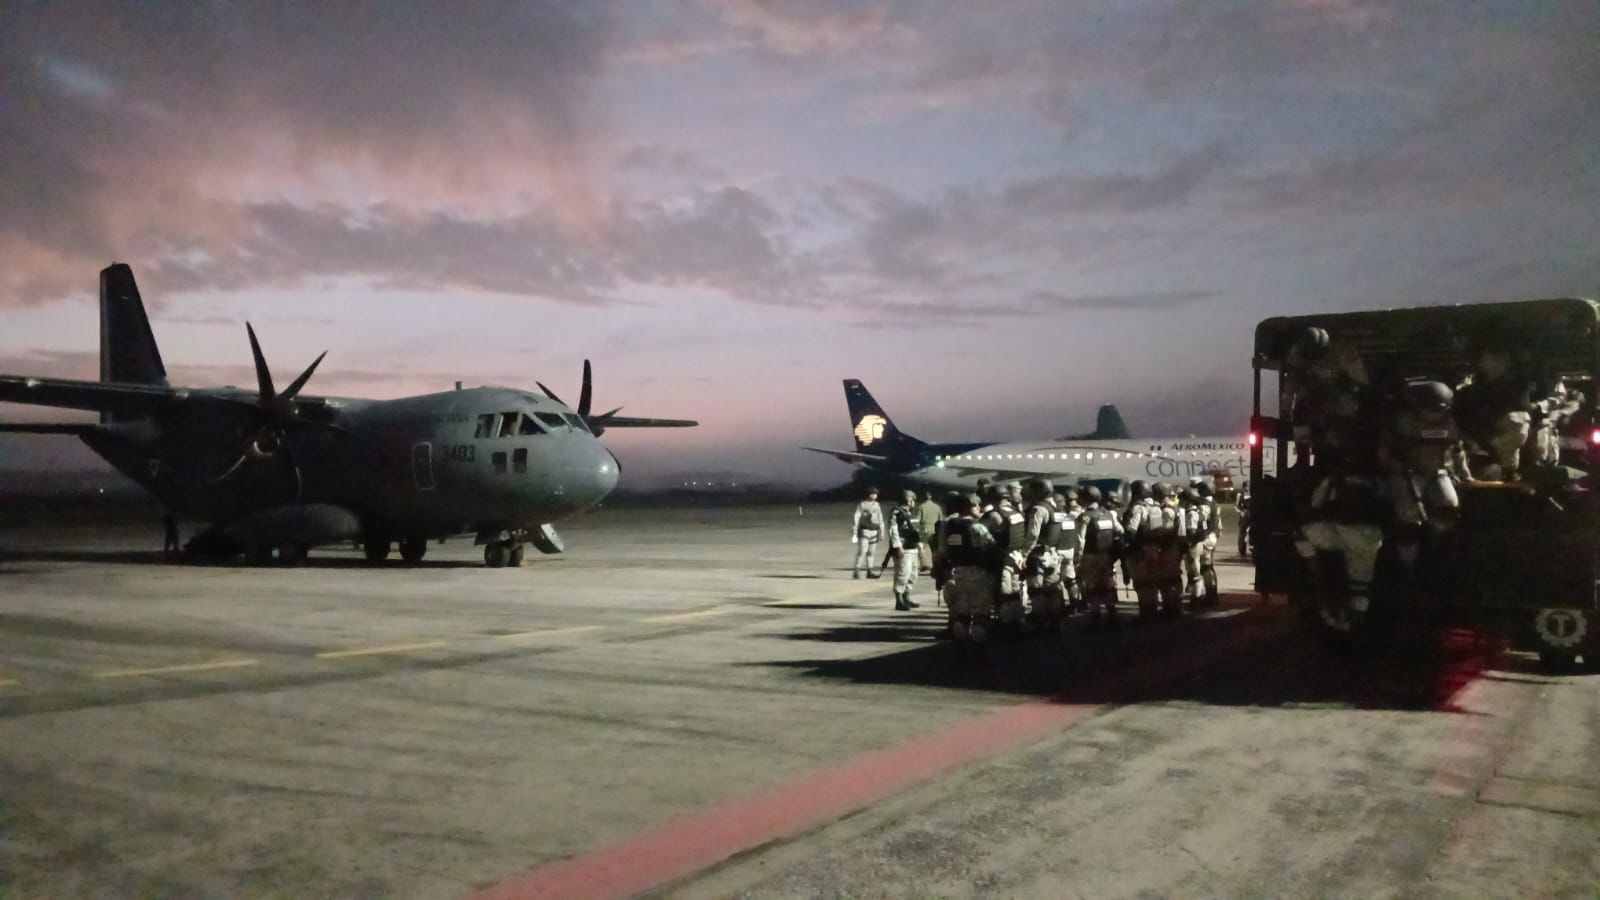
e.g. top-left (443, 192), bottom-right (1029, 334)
top-left (0, 264), bottom-right (696, 567)
top-left (804, 379), bottom-right (1267, 491)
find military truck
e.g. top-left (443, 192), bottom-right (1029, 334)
top-left (1248, 298), bottom-right (1599, 670)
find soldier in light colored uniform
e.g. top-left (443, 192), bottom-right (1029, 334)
top-left (1021, 479), bottom-right (1066, 630)
top-left (850, 486), bottom-right (885, 579)
top-left (1075, 485), bottom-right (1123, 632)
top-left (889, 489), bottom-right (923, 610)
top-left (916, 491), bottom-right (942, 573)
top-left (934, 492), bottom-right (996, 643)
top-left (1182, 486), bottom-right (1208, 609)
top-left (1153, 482), bottom-right (1188, 616)
top-left (1055, 491), bottom-right (1084, 614)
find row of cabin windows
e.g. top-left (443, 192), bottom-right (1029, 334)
top-left (937, 450), bottom-right (1181, 462)
top-left (491, 448), bottom-right (529, 475)
top-left (473, 411), bottom-right (589, 439)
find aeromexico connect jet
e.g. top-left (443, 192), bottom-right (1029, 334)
top-left (803, 379), bottom-right (1265, 493)
top-left (0, 264), bottom-right (696, 567)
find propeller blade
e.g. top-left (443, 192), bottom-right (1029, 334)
top-left (245, 323), bottom-right (275, 401)
top-left (537, 381), bottom-right (566, 406)
top-left (282, 351), bottom-right (327, 399)
top-left (579, 359), bottom-right (593, 417)
top-left (592, 406), bottom-right (623, 422)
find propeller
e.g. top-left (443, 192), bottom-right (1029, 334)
top-left (538, 359), bottom-right (624, 436)
top-left (211, 323), bottom-right (336, 486)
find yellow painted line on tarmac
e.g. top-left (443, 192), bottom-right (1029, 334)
top-left (643, 607), bottom-right (729, 624)
top-left (493, 625), bottom-right (605, 640)
top-left (316, 641), bottom-right (448, 660)
top-left (94, 658), bottom-right (260, 679)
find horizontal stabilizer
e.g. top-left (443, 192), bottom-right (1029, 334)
top-left (802, 446), bottom-right (890, 466)
top-left (0, 375), bottom-right (178, 416)
top-left (0, 423), bottom-right (98, 435)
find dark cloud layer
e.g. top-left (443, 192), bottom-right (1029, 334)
top-left (1, 1), bottom-right (1595, 325)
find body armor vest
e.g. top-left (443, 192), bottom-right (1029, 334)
top-left (940, 516), bottom-right (980, 567)
top-left (1004, 510), bottom-right (1029, 553)
top-left (1083, 508), bottom-right (1118, 554)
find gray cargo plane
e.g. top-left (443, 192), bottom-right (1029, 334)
top-left (0, 264), bottom-right (696, 567)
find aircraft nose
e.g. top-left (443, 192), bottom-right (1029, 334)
top-left (593, 444), bottom-right (620, 497)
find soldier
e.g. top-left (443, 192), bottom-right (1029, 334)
top-left (934, 492), bottom-right (997, 643)
top-left (1122, 480), bottom-right (1163, 621)
top-left (1235, 480), bottom-right (1252, 559)
top-left (1152, 482), bottom-right (1188, 616)
top-left (1075, 484), bottom-right (1124, 632)
top-left (1021, 479), bottom-right (1066, 630)
top-left (850, 486), bottom-right (885, 579)
top-left (1382, 380), bottom-right (1468, 581)
top-left (983, 482), bottom-right (1029, 630)
top-left (1297, 461), bottom-right (1387, 632)
top-left (1455, 346), bottom-right (1534, 479)
top-left (1181, 486), bottom-right (1207, 609)
top-left (1195, 481), bottom-right (1222, 607)
top-left (888, 489), bottom-right (923, 610)
top-left (1532, 378), bottom-right (1581, 468)
top-left (916, 490), bottom-right (942, 574)
top-left (1056, 490), bottom-right (1085, 613)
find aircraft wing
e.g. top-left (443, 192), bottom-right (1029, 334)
top-left (592, 415), bottom-right (697, 428)
top-left (0, 374), bottom-right (181, 417)
top-left (801, 446), bottom-right (890, 466)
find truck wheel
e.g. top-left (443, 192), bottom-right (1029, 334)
top-left (363, 539), bottom-right (391, 563)
top-left (1538, 649), bottom-right (1578, 673)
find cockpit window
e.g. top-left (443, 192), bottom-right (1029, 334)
top-left (535, 412), bottom-right (568, 430)
top-left (517, 415), bottom-right (545, 436)
top-left (498, 412), bottom-right (518, 438)
top-left (563, 413), bottom-right (590, 433)
top-left (474, 414), bottom-right (496, 439)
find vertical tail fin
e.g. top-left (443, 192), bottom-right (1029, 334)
top-left (1093, 404), bottom-right (1130, 440)
top-left (99, 263), bottom-right (167, 422)
top-left (843, 379), bottom-right (924, 454)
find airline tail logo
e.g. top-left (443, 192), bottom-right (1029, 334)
top-left (854, 414), bottom-right (888, 445)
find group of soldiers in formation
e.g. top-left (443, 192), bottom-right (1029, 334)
top-left (1279, 326), bottom-right (1590, 623)
top-left (852, 476), bottom-right (1224, 641)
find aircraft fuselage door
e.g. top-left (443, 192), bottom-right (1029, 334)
top-left (412, 442), bottom-right (436, 491)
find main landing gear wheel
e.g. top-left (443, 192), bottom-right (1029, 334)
top-left (508, 543), bottom-right (525, 567)
top-left (484, 542), bottom-right (510, 568)
top-left (244, 544), bottom-right (273, 567)
top-left (398, 537), bottom-right (427, 564)
top-left (363, 539), bottom-right (391, 563)
top-left (278, 543), bottom-right (308, 567)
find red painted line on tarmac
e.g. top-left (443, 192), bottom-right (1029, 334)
top-left (472, 598), bottom-right (1287, 900)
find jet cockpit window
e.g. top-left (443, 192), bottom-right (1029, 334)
top-left (474, 414), bottom-right (496, 439)
top-left (563, 413), bottom-right (590, 433)
top-left (535, 412), bottom-right (568, 430)
top-left (518, 415), bottom-right (546, 436)
top-left (498, 412), bottom-right (518, 438)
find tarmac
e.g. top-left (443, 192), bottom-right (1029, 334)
top-left (0, 504), bottom-right (1595, 898)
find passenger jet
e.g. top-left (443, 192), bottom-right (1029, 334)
top-left (804, 379), bottom-right (1265, 491)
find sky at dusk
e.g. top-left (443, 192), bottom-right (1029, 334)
top-left (2, 1), bottom-right (1597, 486)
